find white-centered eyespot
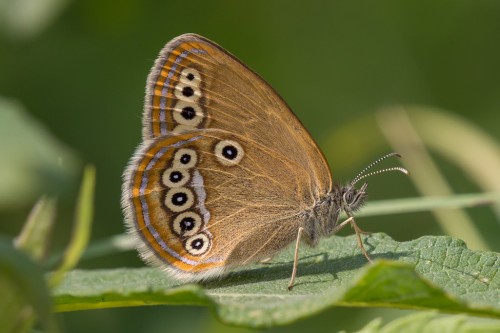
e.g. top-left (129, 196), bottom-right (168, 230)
top-left (164, 187), bottom-right (194, 212)
top-left (172, 149), bottom-right (197, 169)
top-left (184, 233), bottom-right (211, 256)
top-left (179, 68), bottom-right (201, 86)
top-left (172, 100), bottom-right (204, 127)
top-left (161, 168), bottom-right (190, 188)
top-left (174, 82), bottom-right (201, 103)
top-left (171, 211), bottom-right (202, 237)
top-left (214, 140), bottom-right (244, 166)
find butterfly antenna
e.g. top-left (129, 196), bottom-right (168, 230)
top-left (351, 153), bottom-right (409, 186)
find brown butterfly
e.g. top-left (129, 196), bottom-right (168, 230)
top-left (121, 34), bottom-right (408, 290)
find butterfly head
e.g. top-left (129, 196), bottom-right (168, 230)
top-left (340, 153), bottom-right (409, 210)
top-left (340, 152), bottom-right (409, 217)
top-left (317, 152), bottom-right (408, 237)
top-left (340, 182), bottom-right (368, 216)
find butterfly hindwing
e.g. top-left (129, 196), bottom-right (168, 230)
top-left (123, 130), bottom-right (312, 280)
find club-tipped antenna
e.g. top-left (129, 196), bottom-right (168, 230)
top-left (351, 153), bottom-right (409, 186)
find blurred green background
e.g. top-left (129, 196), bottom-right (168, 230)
top-left (1, 0), bottom-right (499, 332)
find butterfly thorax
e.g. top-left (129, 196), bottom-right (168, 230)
top-left (303, 183), bottom-right (368, 246)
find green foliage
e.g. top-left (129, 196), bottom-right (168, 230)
top-left (0, 237), bottom-right (58, 333)
top-left (0, 165), bottom-right (94, 333)
top-left (0, 101), bottom-right (499, 331)
top-left (355, 312), bottom-right (500, 333)
top-left (52, 233), bottom-right (499, 328)
top-left (48, 166), bottom-right (95, 287)
top-left (1, 1), bottom-right (500, 332)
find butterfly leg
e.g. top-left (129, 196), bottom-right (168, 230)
top-left (331, 216), bottom-right (354, 234)
top-left (332, 217), bottom-right (373, 263)
top-left (287, 227), bottom-right (304, 291)
top-left (351, 219), bottom-right (373, 263)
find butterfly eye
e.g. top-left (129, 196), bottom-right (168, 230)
top-left (172, 212), bottom-right (202, 237)
top-left (162, 168), bottom-right (191, 188)
top-left (184, 233), bottom-right (211, 256)
top-left (172, 149), bottom-right (198, 168)
top-left (214, 140), bottom-right (244, 166)
top-left (164, 187), bottom-right (194, 212)
top-left (342, 188), bottom-right (367, 212)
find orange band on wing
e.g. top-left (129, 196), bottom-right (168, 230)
top-left (130, 134), bottom-right (225, 273)
top-left (150, 42), bottom-right (211, 138)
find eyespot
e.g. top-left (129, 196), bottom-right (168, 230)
top-left (162, 168), bottom-right (190, 188)
top-left (184, 233), bottom-right (211, 256)
top-left (171, 211), bottom-right (202, 237)
top-left (214, 140), bottom-right (244, 166)
top-left (179, 68), bottom-right (201, 86)
top-left (174, 82), bottom-right (200, 102)
top-left (172, 101), bottom-right (204, 127)
top-left (172, 149), bottom-right (197, 169)
top-left (164, 187), bottom-right (194, 212)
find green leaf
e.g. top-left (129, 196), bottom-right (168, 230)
top-left (0, 237), bottom-right (58, 333)
top-left (49, 165), bottom-right (95, 287)
top-left (14, 196), bottom-right (57, 262)
top-left (355, 312), bottom-right (500, 333)
top-left (52, 234), bottom-right (500, 328)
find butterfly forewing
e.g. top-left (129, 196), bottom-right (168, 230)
top-left (143, 34), bottom-right (332, 195)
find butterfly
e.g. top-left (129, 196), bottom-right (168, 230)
top-left (121, 33), bottom-right (408, 290)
